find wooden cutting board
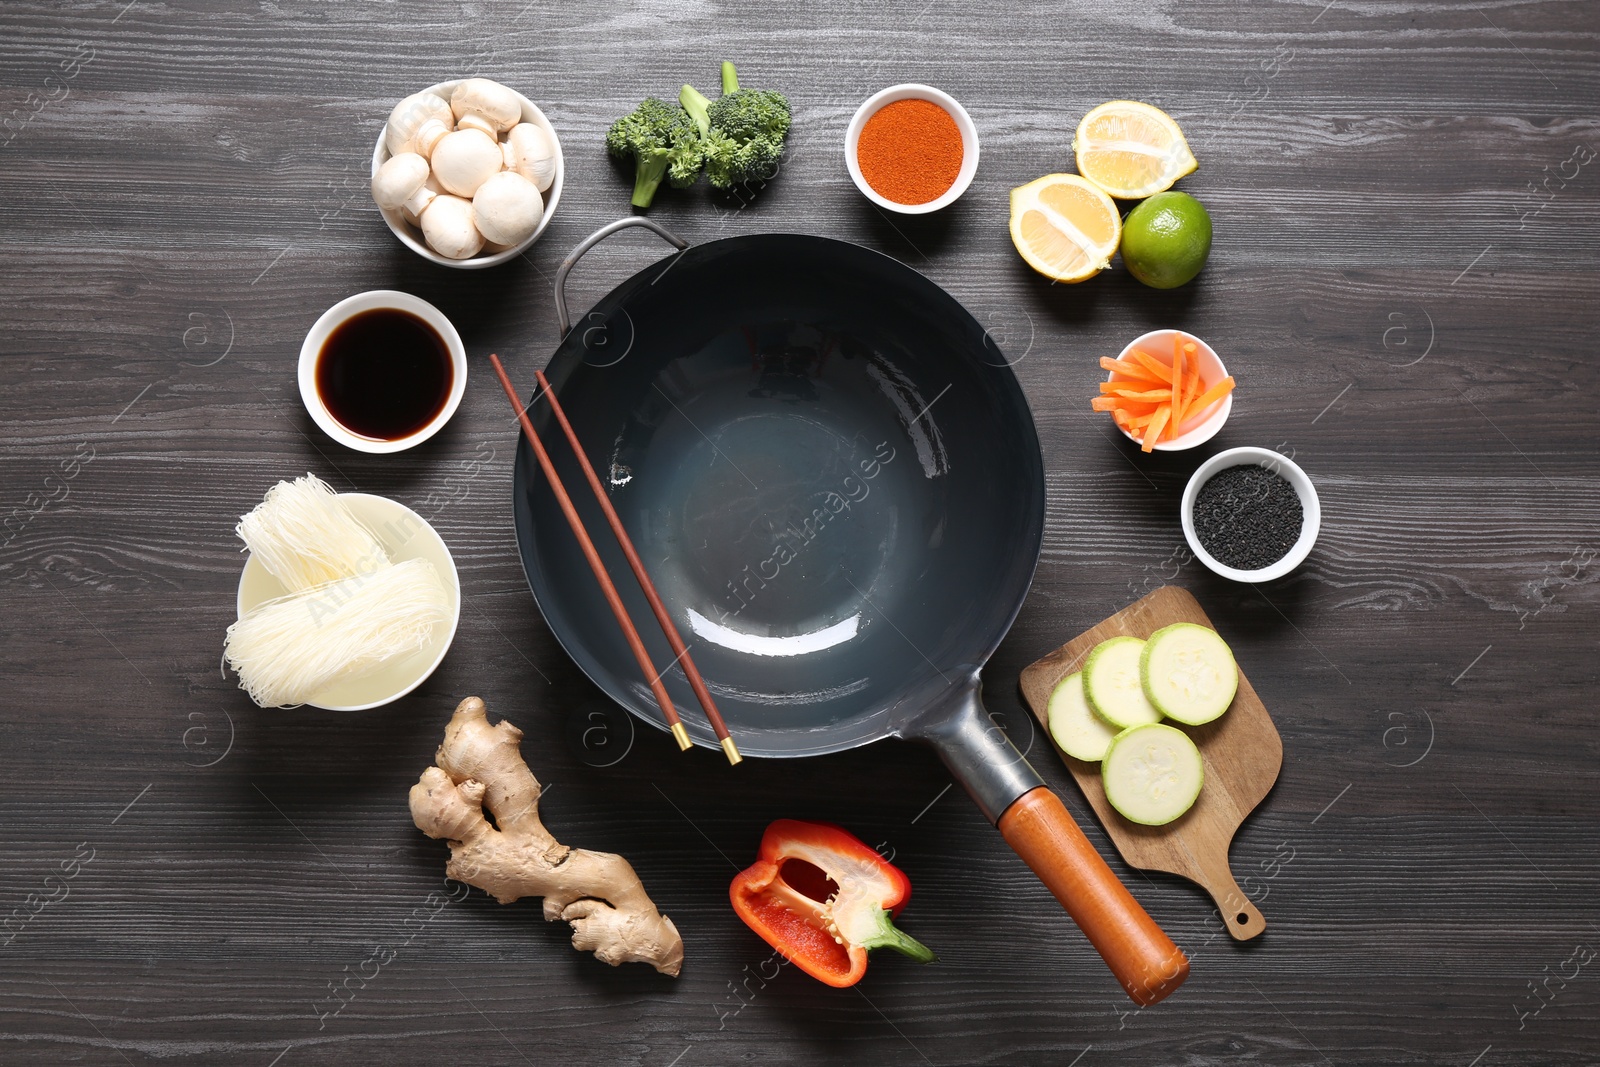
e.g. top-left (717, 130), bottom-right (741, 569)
top-left (1018, 585), bottom-right (1283, 941)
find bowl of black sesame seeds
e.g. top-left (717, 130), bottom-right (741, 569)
top-left (1182, 446), bottom-right (1321, 582)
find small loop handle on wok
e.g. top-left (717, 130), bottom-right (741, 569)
top-left (554, 217), bottom-right (690, 336)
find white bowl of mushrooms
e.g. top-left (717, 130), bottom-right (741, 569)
top-left (371, 78), bottom-right (563, 269)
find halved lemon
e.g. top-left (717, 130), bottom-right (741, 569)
top-left (1009, 174), bottom-right (1122, 283)
top-left (1073, 101), bottom-right (1197, 200)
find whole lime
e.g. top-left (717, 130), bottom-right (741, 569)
top-left (1120, 191), bottom-right (1212, 289)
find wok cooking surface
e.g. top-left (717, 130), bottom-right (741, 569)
top-left (514, 234), bottom-right (1044, 756)
top-left (625, 325), bottom-right (947, 710)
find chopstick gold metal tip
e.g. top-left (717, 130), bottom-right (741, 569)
top-left (720, 737), bottom-right (742, 765)
top-left (670, 722), bottom-right (692, 751)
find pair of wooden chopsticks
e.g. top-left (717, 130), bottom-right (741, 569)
top-left (487, 354), bottom-right (740, 765)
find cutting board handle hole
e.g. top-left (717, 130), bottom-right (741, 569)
top-left (1235, 912), bottom-right (1250, 925)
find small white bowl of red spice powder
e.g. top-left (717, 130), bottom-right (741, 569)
top-left (846, 84), bottom-right (979, 213)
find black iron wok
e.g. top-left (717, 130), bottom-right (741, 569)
top-left (512, 218), bottom-right (1187, 1004)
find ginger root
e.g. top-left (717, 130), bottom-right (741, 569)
top-left (409, 696), bottom-right (684, 976)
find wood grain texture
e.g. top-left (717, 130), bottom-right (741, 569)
top-left (1019, 586), bottom-right (1285, 942)
top-left (1, 0), bottom-right (1598, 1064)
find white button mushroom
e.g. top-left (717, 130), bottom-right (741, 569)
top-left (450, 78), bottom-right (521, 135)
top-left (502, 122), bottom-right (557, 193)
top-left (455, 114), bottom-right (498, 139)
top-left (419, 194), bottom-right (484, 260)
top-left (402, 174), bottom-right (443, 226)
top-left (371, 152), bottom-right (435, 218)
top-left (472, 171), bottom-right (543, 247)
top-left (430, 128), bottom-right (504, 197)
top-left (385, 92), bottom-right (453, 158)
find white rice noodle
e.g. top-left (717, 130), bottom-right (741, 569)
top-left (224, 558), bottom-right (449, 708)
top-left (236, 474), bottom-right (389, 591)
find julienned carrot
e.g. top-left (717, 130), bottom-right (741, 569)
top-left (1101, 366), bottom-right (1164, 385)
top-left (1104, 361), bottom-right (1194, 393)
top-left (1100, 380), bottom-right (1156, 394)
top-left (1180, 344), bottom-right (1200, 439)
top-left (1129, 349), bottom-right (1174, 383)
top-left (1183, 376), bottom-right (1235, 414)
top-left (1168, 337), bottom-right (1187, 440)
top-left (1109, 388), bottom-right (1172, 402)
top-left (1099, 357), bottom-right (1165, 382)
top-left (1092, 396), bottom-right (1159, 413)
top-left (1141, 407), bottom-right (1170, 452)
top-left (1174, 376), bottom-right (1236, 430)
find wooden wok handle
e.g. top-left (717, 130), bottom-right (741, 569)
top-left (999, 787), bottom-right (1189, 1006)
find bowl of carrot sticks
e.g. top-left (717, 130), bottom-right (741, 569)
top-left (1093, 329), bottom-right (1236, 452)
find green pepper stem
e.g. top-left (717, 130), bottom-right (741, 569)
top-left (859, 908), bottom-right (937, 964)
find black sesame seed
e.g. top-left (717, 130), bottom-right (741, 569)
top-left (1193, 464), bottom-right (1303, 571)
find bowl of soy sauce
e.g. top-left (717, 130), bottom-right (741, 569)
top-left (298, 290), bottom-right (466, 453)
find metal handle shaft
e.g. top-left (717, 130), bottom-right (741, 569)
top-left (553, 217), bottom-right (689, 335)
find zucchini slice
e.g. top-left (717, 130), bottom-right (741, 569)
top-left (1047, 671), bottom-right (1120, 762)
top-left (1139, 622), bottom-right (1238, 726)
top-left (1083, 636), bottom-right (1162, 729)
top-left (1102, 723), bottom-right (1204, 826)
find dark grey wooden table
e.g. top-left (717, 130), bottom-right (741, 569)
top-left (3, 2), bottom-right (1596, 1064)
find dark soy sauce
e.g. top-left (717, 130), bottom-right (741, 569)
top-left (316, 308), bottom-right (452, 440)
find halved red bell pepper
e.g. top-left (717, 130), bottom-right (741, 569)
top-left (729, 819), bottom-right (935, 987)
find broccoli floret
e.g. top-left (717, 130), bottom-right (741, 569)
top-left (666, 132), bottom-right (703, 190)
top-left (679, 62), bottom-right (791, 192)
top-left (605, 97), bottom-right (702, 209)
top-left (703, 128), bottom-right (784, 190)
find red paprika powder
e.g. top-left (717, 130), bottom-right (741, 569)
top-left (856, 98), bottom-right (963, 205)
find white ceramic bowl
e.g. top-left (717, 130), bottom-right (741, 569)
top-left (235, 492), bottom-right (461, 710)
top-left (845, 84), bottom-right (979, 214)
top-left (1110, 329), bottom-right (1233, 451)
top-left (371, 78), bottom-right (564, 269)
top-left (299, 290), bottom-right (466, 454)
top-left (1181, 446), bottom-right (1321, 583)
